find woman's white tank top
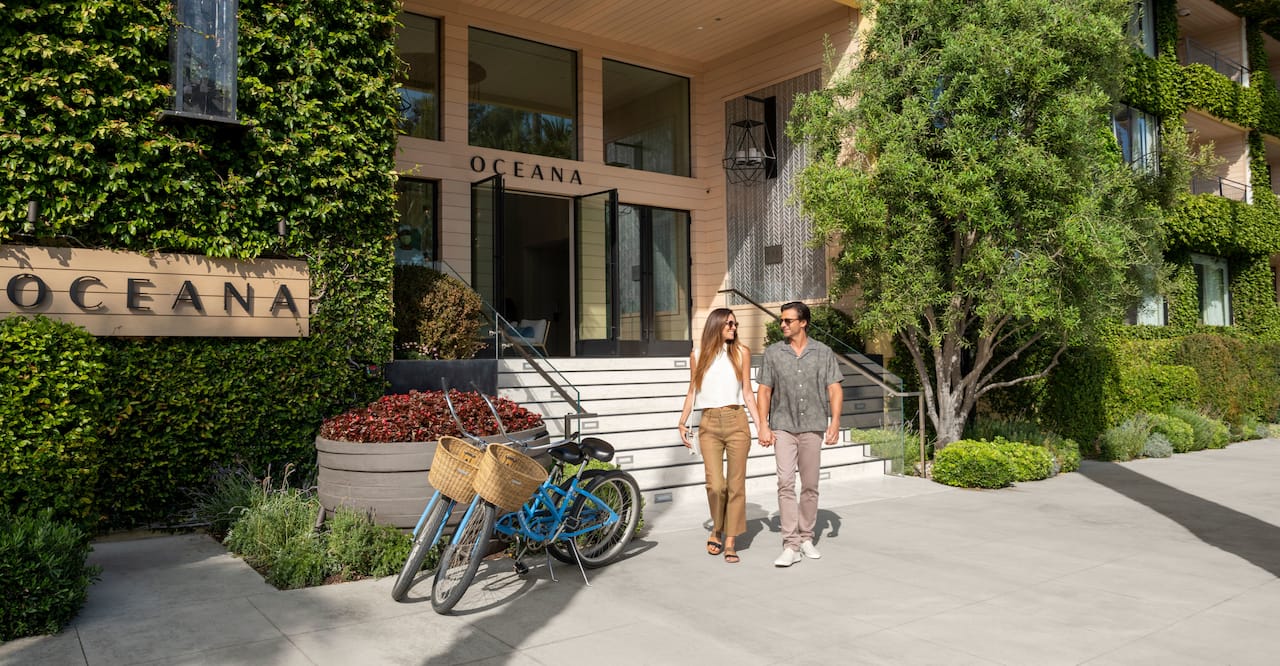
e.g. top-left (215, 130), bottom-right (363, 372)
top-left (693, 349), bottom-right (744, 410)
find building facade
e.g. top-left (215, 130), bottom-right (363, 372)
top-left (391, 0), bottom-right (865, 358)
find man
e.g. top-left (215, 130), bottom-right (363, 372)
top-left (756, 301), bottom-right (844, 567)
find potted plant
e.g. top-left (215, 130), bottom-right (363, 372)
top-left (315, 389), bottom-right (546, 528)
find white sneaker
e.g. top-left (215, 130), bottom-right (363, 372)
top-left (773, 547), bottom-right (802, 567)
top-left (799, 540), bottom-right (822, 559)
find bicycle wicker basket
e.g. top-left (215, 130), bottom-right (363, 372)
top-left (473, 444), bottom-right (549, 512)
top-left (428, 436), bottom-right (483, 503)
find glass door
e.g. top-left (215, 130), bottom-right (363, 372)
top-left (619, 204), bottom-right (690, 356)
top-left (574, 189), bottom-right (617, 355)
top-left (471, 175), bottom-right (503, 309)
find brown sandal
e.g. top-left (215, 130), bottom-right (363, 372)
top-left (724, 549), bottom-right (740, 564)
top-left (706, 538), bottom-right (724, 556)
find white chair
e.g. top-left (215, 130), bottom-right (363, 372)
top-left (514, 318), bottom-right (550, 355)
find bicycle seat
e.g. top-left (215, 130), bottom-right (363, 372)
top-left (579, 437), bottom-right (614, 463)
top-left (548, 443), bottom-right (585, 465)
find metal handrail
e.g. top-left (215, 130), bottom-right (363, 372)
top-left (426, 260), bottom-right (586, 417)
top-left (1179, 37), bottom-right (1248, 83)
top-left (718, 287), bottom-right (928, 475)
top-left (718, 288), bottom-right (912, 398)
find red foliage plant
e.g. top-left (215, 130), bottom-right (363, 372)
top-left (319, 390), bottom-right (544, 443)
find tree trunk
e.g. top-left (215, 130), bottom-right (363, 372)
top-left (933, 390), bottom-right (966, 448)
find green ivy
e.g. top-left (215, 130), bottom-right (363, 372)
top-left (0, 0), bottom-right (401, 528)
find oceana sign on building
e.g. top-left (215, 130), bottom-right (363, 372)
top-left (0, 245), bottom-right (309, 337)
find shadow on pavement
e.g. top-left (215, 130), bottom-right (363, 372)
top-left (1078, 460), bottom-right (1280, 577)
top-left (428, 537), bottom-right (657, 665)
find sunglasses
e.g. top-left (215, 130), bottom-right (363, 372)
top-left (724, 321), bottom-right (739, 328)
top-left (780, 318), bottom-right (802, 325)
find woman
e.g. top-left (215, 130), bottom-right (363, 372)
top-left (677, 308), bottom-right (761, 563)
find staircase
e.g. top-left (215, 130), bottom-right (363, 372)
top-left (496, 355), bottom-right (903, 511)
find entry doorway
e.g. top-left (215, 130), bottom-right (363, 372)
top-left (501, 192), bottom-right (571, 356)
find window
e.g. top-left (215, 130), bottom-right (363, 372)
top-left (468, 29), bottom-right (577, 159)
top-left (1126, 264), bottom-right (1166, 326)
top-left (395, 179), bottom-right (437, 266)
top-left (1127, 0), bottom-right (1156, 58)
top-left (1192, 254), bottom-right (1231, 326)
top-left (397, 13), bottom-right (440, 140)
top-left (1113, 104), bottom-right (1159, 173)
top-left (169, 0), bottom-right (238, 121)
top-left (603, 60), bottom-right (690, 177)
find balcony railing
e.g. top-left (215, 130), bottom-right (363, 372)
top-left (1192, 174), bottom-right (1251, 202)
top-left (1178, 38), bottom-right (1248, 84)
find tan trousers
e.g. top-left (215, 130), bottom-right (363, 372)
top-left (774, 430), bottom-right (821, 548)
top-left (697, 406), bottom-right (751, 537)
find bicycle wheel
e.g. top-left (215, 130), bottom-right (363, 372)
top-left (559, 471), bottom-right (641, 568)
top-left (431, 499), bottom-right (496, 614)
top-left (392, 497), bottom-right (450, 601)
top-left (545, 469), bottom-right (609, 564)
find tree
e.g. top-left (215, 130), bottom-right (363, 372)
top-left (789, 0), bottom-right (1162, 446)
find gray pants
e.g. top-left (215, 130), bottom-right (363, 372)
top-left (774, 430), bottom-right (821, 548)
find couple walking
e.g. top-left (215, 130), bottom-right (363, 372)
top-left (676, 302), bottom-right (844, 566)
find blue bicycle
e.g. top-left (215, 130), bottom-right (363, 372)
top-left (392, 391), bottom-right (640, 615)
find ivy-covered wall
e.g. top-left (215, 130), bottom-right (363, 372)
top-left (0, 1), bottom-right (400, 527)
top-left (1123, 0), bottom-right (1280, 339)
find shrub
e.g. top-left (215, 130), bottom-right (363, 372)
top-left (1143, 433), bottom-right (1174, 458)
top-left (266, 533), bottom-right (332, 590)
top-left (224, 469), bottom-right (320, 571)
top-left (393, 266), bottom-right (486, 360)
top-left (326, 507), bottom-right (413, 579)
top-left (990, 438), bottom-right (1056, 482)
top-left (1145, 412), bottom-right (1195, 454)
top-left (1232, 414), bottom-right (1270, 442)
top-left (319, 389), bottom-right (544, 443)
top-left (0, 508), bottom-right (101, 640)
top-left (1099, 414), bottom-right (1151, 461)
top-left (931, 440), bottom-right (1017, 489)
top-left (1166, 405), bottom-right (1230, 451)
top-left (968, 418), bottom-right (1078, 474)
top-left (0, 315), bottom-right (107, 525)
top-left (187, 465), bottom-right (262, 539)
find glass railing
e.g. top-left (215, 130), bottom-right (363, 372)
top-left (427, 260), bottom-right (583, 418)
top-left (1179, 38), bottom-right (1248, 84)
top-left (1191, 174), bottom-right (1251, 202)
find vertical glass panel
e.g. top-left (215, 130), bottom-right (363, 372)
top-left (1192, 254), bottom-right (1230, 326)
top-left (171, 0), bottom-right (238, 120)
top-left (469, 29), bottom-right (577, 159)
top-left (1113, 104), bottom-right (1159, 173)
top-left (603, 59), bottom-right (690, 177)
top-left (576, 192), bottom-right (613, 341)
top-left (397, 13), bottom-right (440, 140)
top-left (472, 176), bottom-right (502, 308)
top-left (650, 208), bottom-right (690, 341)
top-left (1127, 0), bottom-right (1156, 58)
top-left (617, 205), bottom-right (641, 341)
top-left (395, 179), bottom-right (436, 266)
top-left (1135, 295), bottom-right (1165, 325)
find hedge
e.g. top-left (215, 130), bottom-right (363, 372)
top-left (0, 0), bottom-right (401, 528)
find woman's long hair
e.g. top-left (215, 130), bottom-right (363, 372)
top-left (692, 308), bottom-right (744, 392)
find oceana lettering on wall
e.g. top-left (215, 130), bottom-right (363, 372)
top-left (469, 155), bottom-right (583, 184)
top-left (0, 245), bottom-right (310, 337)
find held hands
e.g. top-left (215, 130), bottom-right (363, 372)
top-left (757, 425), bottom-right (775, 448)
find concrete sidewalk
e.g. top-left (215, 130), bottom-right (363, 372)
top-left (4, 439), bottom-right (1280, 665)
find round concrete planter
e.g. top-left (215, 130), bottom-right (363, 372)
top-left (316, 427), bottom-right (550, 529)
